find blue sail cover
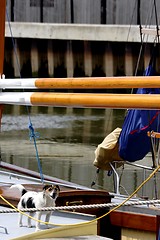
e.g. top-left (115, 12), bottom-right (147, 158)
top-left (118, 61), bottom-right (160, 162)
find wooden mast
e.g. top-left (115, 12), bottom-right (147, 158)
top-left (0, 0), bottom-right (6, 127)
top-left (0, 0), bottom-right (6, 73)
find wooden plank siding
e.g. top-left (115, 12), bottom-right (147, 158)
top-left (110, 211), bottom-right (156, 232)
top-left (4, 38), bottom-right (156, 78)
top-left (4, 1), bottom-right (160, 78)
top-left (6, 0), bottom-right (160, 25)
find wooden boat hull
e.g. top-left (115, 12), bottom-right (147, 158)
top-left (0, 185), bottom-right (111, 237)
top-left (109, 210), bottom-right (157, 240)
top-left (1, 163), bottom-right (160, 239)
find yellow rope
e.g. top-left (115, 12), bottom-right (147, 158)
top-left (0, 164), bottom-right (160, 227)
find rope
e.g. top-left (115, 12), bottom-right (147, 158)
top-left (0, 199), bottom-right (160, 214)
top-left (6, 10), bottom-right (21, 78)
top-left (6, 8), bottom-right (44, 184)
top-left (28, 122), bottom-right (44, 183)
top-left (0, 164), bottom-right (160, 227)
top-left (134, 0), bottom-right (156, 78)
top-left (153, 0), bottom-right (159, 44)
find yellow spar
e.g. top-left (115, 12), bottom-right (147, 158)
top-left (29, 92), bottom-right (160, 109)
top-left (34, 76), bottom-right (160, 89)
top-left (1, 76), bottom-right (160, 89)
top-left (1, 92), bottom-right (160, 109)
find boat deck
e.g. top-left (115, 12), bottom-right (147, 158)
top-left (0, 206), bottom-right (97, 240)
top-left (0, 170), bottom-right (111, 212)
top-left (0, 171), bottom-right (102, 239)
top-left (0, 169), bottom-right (112, 238)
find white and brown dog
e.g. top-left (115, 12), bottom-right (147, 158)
top-left (10, 184), bottom-right (60, 231)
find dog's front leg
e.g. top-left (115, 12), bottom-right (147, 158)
top-left (35, 211), bottom-right (42, 231)
top-left (45, 211), bottom-right (52, 226)
top-left (27, 212), bottom-right (34, 228)
top-left (18, 213), bottom-right (23, 227)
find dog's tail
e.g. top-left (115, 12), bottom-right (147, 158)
top-left (10, 184), bottom-right (27, 196)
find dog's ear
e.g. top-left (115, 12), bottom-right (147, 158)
top-left (43, 185), bottom-right (52, 191)
top-left (55, 185), bottom-right (60, 191)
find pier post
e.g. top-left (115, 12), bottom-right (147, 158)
top-left (84, 41), bottom-right (92, 76)
top-left (12, 39), bottom-right (21, 77)
top-left (104, 43), bottom-right (114, 76)
top-left (144, 44), bottom-right (151, 69)
top-left (47, 40), bottom-right (54, 77)
top-left (31, 40), bottom-right (39, 77)
top-left (66, 40), bottom-right (74, 77)
top-left (125, 44), bottom-right (133, 76)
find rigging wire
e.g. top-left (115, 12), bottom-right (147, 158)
top-left (110, 0), bottom-right (160, 198)
top-left (5, 9), bottom-right (44, 184)
top-left (125, 0), bottom-right (137, 42)
top-left (150, 0), bottom-right (160, 199)
top-left (153, 0), bottom-right (160, 44)
top-left (134, 0), bottom-right (155, 78)
top-left (5, 10), bottom-right (21, 79)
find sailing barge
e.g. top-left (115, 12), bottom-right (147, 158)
top-left (1, 0), bottom-right (160, 239)
top-left (1, 155), bottom-right (160, 240)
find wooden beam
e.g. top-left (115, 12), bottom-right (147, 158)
top-left (0, 0), bottom-right (6, 74)
top-left (1, 92), bottom-right (160, 109)
top-left (34, 76), bottom-right (160, 89)
top-left (0, 0), bottom-right (6, 128)
top-left (147, 131), bottom-right (160, 139)
top-left (29, 93), bottom-right (160, 109)
top-left (110, 211), bottom-right (156, 232)
top-left (1, 76), bottom-right (160, 89)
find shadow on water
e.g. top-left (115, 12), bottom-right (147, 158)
top-left (0, 105), bottom-right (159, 199)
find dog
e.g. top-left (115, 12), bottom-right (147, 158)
top-left (10, 184), bottom-right (60, 231)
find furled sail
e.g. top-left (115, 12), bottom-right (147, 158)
top-left (118, 48), bottom-right (160, 162)
top-left (93, 128), bottom-right (124, 170)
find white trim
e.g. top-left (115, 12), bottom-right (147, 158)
top-left (0, 92), bottom-right (32, 105)
top-left (0, 78), bottom-right (37, 89)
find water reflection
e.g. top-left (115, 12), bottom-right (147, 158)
top-left (1, 105), bottom-right (160, 199)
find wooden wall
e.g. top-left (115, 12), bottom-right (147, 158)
top-left (4, 38), bottom-right (157, 79)
top-left (4, 0), bottom-right (160, 78)
top-left (6, 0), bottom-right (160, 25)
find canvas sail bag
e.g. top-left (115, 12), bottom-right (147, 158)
top-left (118, 88), bottom-right (160, 162)
top-left (94, 127), bottom-right (124, 170)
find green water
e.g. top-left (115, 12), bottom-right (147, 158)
top-left (0, 105), bottom-right (159, 199)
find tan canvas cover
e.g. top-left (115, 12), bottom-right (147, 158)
top-left (93, 127), bottom-right (124, 170)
